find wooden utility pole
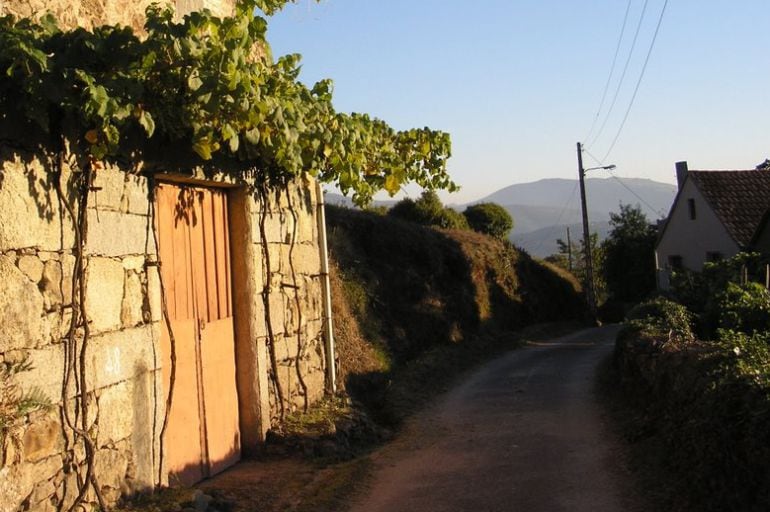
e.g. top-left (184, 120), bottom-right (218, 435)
top-left (577, 142), bottom-right (597, 318)
top-left (566, 226), bottom-right (573, 273)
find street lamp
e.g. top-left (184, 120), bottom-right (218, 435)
top-left (576, 142), bottom-right (615, 321)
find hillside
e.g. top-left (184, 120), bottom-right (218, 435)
top-left (481, 177), bottom-right (676, 218)
top-left (326, 177), bottom-right (676, 257)
top-left (326, 206), bottom-right (586, 421)
top-left (513, 221), bottom-right (612, 258)
top-left (484, 177), bottom-right (676, 256)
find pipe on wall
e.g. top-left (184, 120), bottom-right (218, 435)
top-left (316, 181), bottom-right (337, 393)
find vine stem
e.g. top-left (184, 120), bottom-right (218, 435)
top-left (148, 181), bottom-right (179, 487)
top-left (257, 183), bottom-right (285, 421)
top-left (53, 147), bottom-right (107, 511)
top-left (286, 189), bottom-right (309, 412)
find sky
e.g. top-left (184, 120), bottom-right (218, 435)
top-left (264, 1), bottom-right (770, 205)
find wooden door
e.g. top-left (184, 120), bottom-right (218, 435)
top-left (156, 182), bottom-right (241, 486)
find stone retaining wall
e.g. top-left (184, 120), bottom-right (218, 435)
top-left (0, 147), bottom-right (330, 511)
top-left (1, 0), bottom-right (236, 32)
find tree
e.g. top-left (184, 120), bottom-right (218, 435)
top-left (388, 190), bottom-right (468, 229)
top-left (547, 232), bottom-right (605, 300)
top-left (601, 203), bottom-right (657, 304)
top-left (463, 202), bottom-right (513, 239)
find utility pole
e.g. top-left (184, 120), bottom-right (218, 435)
top-left (566, 226), bottom-right (573, 273)
top-left (575, 143), bottom-right (615, 321)
top-left (577, 142), bottom-right (597, 319)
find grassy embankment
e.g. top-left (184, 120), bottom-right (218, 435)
top-left (325, 205), bottom-right (586, 427)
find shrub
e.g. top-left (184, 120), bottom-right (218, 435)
top-left (614, 327), bottom-right (770, 511)
top-left (711, 282), bottom-right (770, 335)
top-left (462, 202), bottom-right (513, 239)
top-left (716, 329), bottom-right (770, 385)
top-left (671, 253), bottom-right (764, 322)
top-left (625, 297), bottom-right (694, 342)
top-left (388, 190), bottom-right (469, 230)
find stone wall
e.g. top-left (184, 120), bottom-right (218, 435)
top-left (1, 0), bottom-right (236, 32)
top-left (249, 182), bottom-right (327, 423)
top-left (0, 150), bottom-right (162, 512)
top-left (0, 148), bottom-right (330, 511)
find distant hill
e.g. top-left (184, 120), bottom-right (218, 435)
top-left (513, 221), bottom-right (612, 258)
top-left (482, 177), bottom-right (676, 257)
top-left (501, 204), bottom-right (607, 235)
top-left (480, 177), bottom-right (676, 220)
top-left (325, 177), bottom-right (677, 258)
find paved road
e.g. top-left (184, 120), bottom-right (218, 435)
top-left (348, 325), bottom-right (644, 512)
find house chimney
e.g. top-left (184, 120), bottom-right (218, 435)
top-left (675, 161), bottom-right (688, 189)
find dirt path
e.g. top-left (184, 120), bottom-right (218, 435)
top-left (347, 325), bottom-right (645, 512)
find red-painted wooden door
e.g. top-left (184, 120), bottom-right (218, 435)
top-left (156, 182), bottom-right (241, 486)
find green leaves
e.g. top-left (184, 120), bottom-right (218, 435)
top-left (0, 4), bottom-right (455, 205)
top-left (137, 110), bottom-right (155, 136)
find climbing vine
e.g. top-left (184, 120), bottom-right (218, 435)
top-left (0, 0), bottom-right (456, 504)
top-left (0, 0), bottom-right (455, 205)
top-left (53, 150), bottom-right (108, 511)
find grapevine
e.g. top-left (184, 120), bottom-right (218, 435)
top-left (0, 0), bottom-right (456, 205)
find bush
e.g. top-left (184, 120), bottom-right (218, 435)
top-left (462, 202), bottom-right (513, 239)
top-left (711, 282), bottom-right (770, 335)
top-left (388, 190), bottom-right (469, 230)
top-left (625, 297), bottom-right (694, 342)
top-left (670, 252), bottom-right (770, 338)
top-left (716, 329), bottom-right (770, 385)
top-left (613, 327), bottom-right (770, 511)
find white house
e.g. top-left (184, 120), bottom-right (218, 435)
top-left (655, 161), bottom-right (770, 289)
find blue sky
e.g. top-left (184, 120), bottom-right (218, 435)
top-left (264, 1), bottom-right (770, 204)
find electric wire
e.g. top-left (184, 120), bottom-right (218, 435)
top-left (607, 171), bottom-right (667, 218)
top-left (583, 147), bottom-right (604, 167)
top-left (599, 0), bottom-right (669, 163)
top-left (585, 146), bottom-right (666, 219)
top-left (586, 0), bottom-right (650, 150)
top-left (583, 0), bottom-right (633, 144)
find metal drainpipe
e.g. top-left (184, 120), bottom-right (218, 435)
top-left (316, 181), bottom-right (337, 394)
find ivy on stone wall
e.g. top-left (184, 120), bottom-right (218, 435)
top-left (0, 0), bottom-right (456, 205)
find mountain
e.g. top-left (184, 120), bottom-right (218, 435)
top-left (501, 204), bottom-right (607, 235)
top-left (512, 221), bottom-right (611, 259)
top-left (324, 177), bottom-right (677, 258)
top-left (482, 177), bottom-right (677, 257)
top-left (480, 177), bottom-right (676, 220)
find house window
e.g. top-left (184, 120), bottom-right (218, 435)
top-left (688, 198), bottom-right (696, 220)
top-left (668, 255), bottom-right (683, 270)
top-left (706, 251), bottom-right (723, 262)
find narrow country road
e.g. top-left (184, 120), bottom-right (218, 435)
top-left (348, 325), bottom-right (645, 512)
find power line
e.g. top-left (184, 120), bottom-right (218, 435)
top-left (583, 147), bottom-right (604, 167)
top-left (583, 0), bottom-right (633, 144)
top-left (584, 145), bottom-right (666, 218)
top-left (607, 171), bottom-right (667, 218)
top-left (600, 0), bottom-right (669, 163)
top-left (586, 0), bottom-right (650, 150)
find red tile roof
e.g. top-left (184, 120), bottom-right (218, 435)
top-left (689, 170), bottom-right (770, 248)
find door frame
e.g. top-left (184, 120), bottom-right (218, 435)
top-left (154, 175), bottom-right (271, 468)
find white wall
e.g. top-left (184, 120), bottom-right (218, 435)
top-left (655, 178), bottom-right (740, 289)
